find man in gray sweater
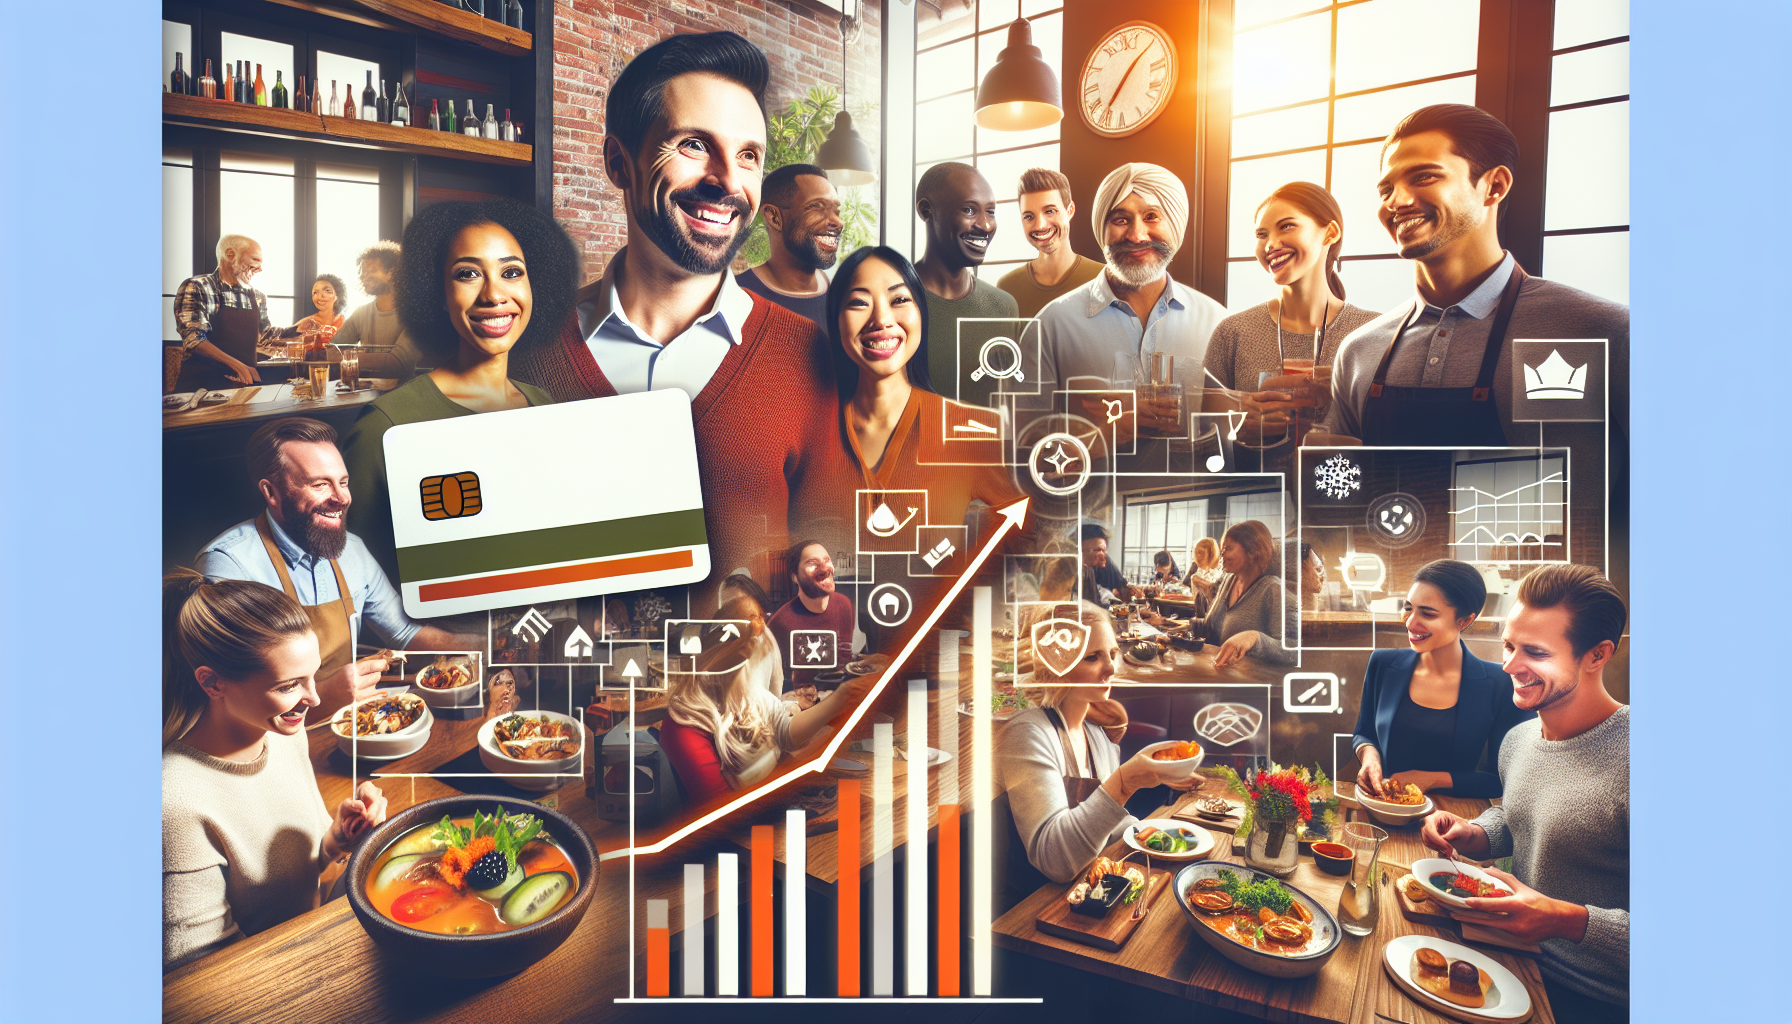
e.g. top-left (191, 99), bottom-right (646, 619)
top-left (1422, 563), bottom-right (1628, 1023)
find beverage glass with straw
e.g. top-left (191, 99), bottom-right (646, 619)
top-left (285, 337), bottom-right (307, 385)
top-left (339, 349), bottom-right (360, 391)
top-left (1336, 821), bottom-right (1387, 936)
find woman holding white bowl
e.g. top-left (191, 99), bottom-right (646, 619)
top-left (995, 602), bottom-right (1199, 897)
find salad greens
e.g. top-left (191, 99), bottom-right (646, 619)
top-left (1213, 869), bottom-right (1295, 915)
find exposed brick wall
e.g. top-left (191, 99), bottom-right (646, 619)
top-left (552, 0), bottom-right (881, 281)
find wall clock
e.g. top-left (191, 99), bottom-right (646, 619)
top-left (1078, 20), bottom-right (1178, 138)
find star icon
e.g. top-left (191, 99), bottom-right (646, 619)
top-left (803, 637), bottom-right (825, 662)
top-left (1043, 442), bottom-right (1078, 474)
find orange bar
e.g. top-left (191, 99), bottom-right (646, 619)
top-left (751, 824), bottom-right (774, 997)
top-left (937, 804), bottom-right (961, 997)
top-left (837, 778), bottom-right (861, 996)
top-left (646, 928), bottom-right (669, 997)
top-left (417, 548), bottom-right (693, 602)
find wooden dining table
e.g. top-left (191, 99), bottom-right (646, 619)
top-left (162, 377), bottom-right (397, 431)
top-left (991, 785), bottom-right (1558, 1024)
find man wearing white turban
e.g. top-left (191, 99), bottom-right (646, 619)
top-left (1033, 162), bottom-right (1227, 443)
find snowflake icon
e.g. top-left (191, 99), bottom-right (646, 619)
top-left (1314, 454), bottom-right (1362, 500)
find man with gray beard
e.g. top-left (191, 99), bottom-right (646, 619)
top-left (1035, 163), bottom-right (1227, 440)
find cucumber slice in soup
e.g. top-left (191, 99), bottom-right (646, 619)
top-left (474, 862), bottom-right (525, 902)
top-left (373, 854), bottom-right (422, 889)
top-left (500, 871), bottom-right (573, 926)
top-left (387, 829), bottom-right (451, 858)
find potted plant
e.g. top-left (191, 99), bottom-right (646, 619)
top-left (736, 86), bottom-right (878, 270)
top-left (1205, 763), bottom-right (1323, 878)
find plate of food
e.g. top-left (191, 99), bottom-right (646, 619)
top-left (1382, 934), bottom-right (1532, 1021)
top-left (331, 692), bottom-right (433, 760)
top-left (1410, 858), bottom-right (1513, 910)
top-left (1173, 861), bottom-right (1341, 978)
top-left (476, 711), bottom-right (584, 792)
top-left (1064, 856), bottom-right (1148, 918)
top-left (1121, 641), bottom-right (1162, 666)
top-left (414, 655), bottom-right (480, 708)
top-left (163, 393), bottom-right (194, 410)
top-left (1135, 739), bottom-right (1204, 782)
top-left (1123, 820), bottom-right (1214, 860)
top-left (1354, 780), bottom-right (1434, 824)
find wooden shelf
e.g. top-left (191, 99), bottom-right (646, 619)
top-left (262, 0), bottom-right (531, 58)
top-left (163, 93), bottom-right (532, 167)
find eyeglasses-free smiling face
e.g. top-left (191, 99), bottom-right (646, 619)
top-left (793, 543), bottom-right (836, 599)
top-left (442, 222), bottom-right (532, 356)
top-left (922, 167), bottom-right (998, 267)
top-left (1403, 580), bottom-right (1472, 655)
top-left (1376, 129), bottom-right (1506, 262)
top-left (1102, 191), bottom-right (1174, 287)
top-left (311, 279), bottom-right (339, 317)
top-left (776, 172), bottom-right (843, 272)
top-left (1254, 198), bottom-right (1338, 287)
top-left (621, 71), bottom-right (766, 275)
top-left (837, 256), bottom-right (922, 382)
top-left (1500, 601), bottom-right (1585, 713)
top-left (197, 631), bottom-right (323, 739)
top-left (1019, 188), bottom-right (1073, 256)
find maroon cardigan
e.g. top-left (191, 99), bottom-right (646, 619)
top-left (508, 293), bottom-right (837, 600)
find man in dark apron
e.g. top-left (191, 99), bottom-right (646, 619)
top-left (172, 234), bottom-right (285, 391)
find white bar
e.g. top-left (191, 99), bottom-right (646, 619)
top-left (716, 853), bottom-right (739, 996)
top-left (785, 808), bottom-right (808, 996)
top-left (683, 864), bottom-right (705, 996)
top-left (647, 899), bottom-right (669, 929)
top-left (906, 677), bottom-right (930, 995)
top-left (872, 721), bottom-right (895, 997)
top-left (937, 631), bottom-right (960, 806)
top-left (971, 587), bottom-right (993, 996)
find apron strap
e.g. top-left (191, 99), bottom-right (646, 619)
top-left (1367, 262), bottom-right (1529, 400)
top-left (1044, 707), bottom-right (1088, 779)
top-left (256, 512), bottom-right (358, 633)
top-left (327, 554), bottom-right (357, 626)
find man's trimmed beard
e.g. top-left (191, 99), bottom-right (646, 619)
top-left (278, 490), bottom-right (350, 560)
top-left (637, 183), bottom-right (754, 275)
top-left (797, 573), bottom-right (833, 600)
top-left (1103, 239), bottom-right (1174, 287)
top-left (787, 223), bottom-right (841, 272)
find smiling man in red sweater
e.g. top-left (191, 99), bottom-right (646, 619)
top-left (509, 32), bottom-right (837, 603)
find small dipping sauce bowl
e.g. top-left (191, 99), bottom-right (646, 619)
top-left (1311, 841), bottom-right (1355, 876)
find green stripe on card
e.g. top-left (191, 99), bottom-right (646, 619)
top-left (396, 508), bottom-right (708, 582)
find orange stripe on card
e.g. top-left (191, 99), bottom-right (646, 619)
top-left (417, 549), bottom-right (694, 602)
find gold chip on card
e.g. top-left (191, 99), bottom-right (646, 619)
top-left (420, 471), bottom-right (482, 520)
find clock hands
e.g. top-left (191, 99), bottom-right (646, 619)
top-left (1106, 41), bottom-right (1155, 111)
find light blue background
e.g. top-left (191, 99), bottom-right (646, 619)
top-left (0, 0), bottom-right (1785, 1020)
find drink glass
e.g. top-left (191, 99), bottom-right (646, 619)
top-left (284, 339), bottom-right (307, 384)
top-left (308, 363), bottom-right (330, 399)
top-left (1336, 821), bottom-right (1387, 936)
top-left (339, 350), bottom-right (360, 391)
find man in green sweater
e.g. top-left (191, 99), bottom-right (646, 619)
top-left (1422, 563), bottom-right (1629, 1023)
top-left (914, 161), bottom-right (1019, 400)
top-left (997, 167), bottom-right (1103, 319)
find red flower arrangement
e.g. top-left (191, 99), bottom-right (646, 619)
top-left (1248, 766), bottom-right (1315, 824)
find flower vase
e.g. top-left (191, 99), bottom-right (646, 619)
top-left (1246, 816), bottom-right (1300, 877)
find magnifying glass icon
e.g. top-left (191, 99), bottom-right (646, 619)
top-left (970, 336), bottom-right (1025, 383)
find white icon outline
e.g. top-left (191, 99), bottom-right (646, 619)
top-left (969, 335), bottom-right (1025, 383)
top-left (1027, 431), bottom-right (1092, 497)
top-left (1522, 348), bottom-right (1588, 400)
top-left (867, 582), bottom-right (914, 627)
top-left (1282, 672), bottom-right (1340, 714)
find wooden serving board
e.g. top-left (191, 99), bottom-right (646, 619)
top-left (1172, 798), bottom-right (1245, 834)
top-left (1034, 868), bottom-right (1173, 953)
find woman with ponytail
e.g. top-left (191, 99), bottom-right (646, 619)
top-left (1201, 182), bottom-right (1381, 471)
top-left (162, 570), bottom-right (387, 969)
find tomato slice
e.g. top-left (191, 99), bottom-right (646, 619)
top-left (390, 885), bottom-right (457, 923)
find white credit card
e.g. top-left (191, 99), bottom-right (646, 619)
top-left (383, 389), bottom-right (710, 617)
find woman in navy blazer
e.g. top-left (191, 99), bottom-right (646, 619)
top-left (1352, 560), bottom-right (1534, 799)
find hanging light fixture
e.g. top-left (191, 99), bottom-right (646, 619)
top-left (975, 17), bottom-right (1062, 131)
top-left (818, 13), bottom-right (876, 187)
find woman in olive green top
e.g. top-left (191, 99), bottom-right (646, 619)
top-left (343, 198), bottom-right (581, 583)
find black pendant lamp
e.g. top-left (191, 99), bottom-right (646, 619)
top-left (819, 15), bottom-right (876, 187)
top-left (975, 17), bottom-right (1062, 131)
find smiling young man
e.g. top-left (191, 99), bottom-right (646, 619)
top-left (1035, 162), bottom-right (1227, 440)
top-left (1420, 563), bottom-right (1629, 1023)
top-left (195, 417), bottom-right (477, 720)
top-left (766, 539), bottom-right (855, 702)
top-left (331, 241), bottom-right (421, 380)
top-left (508, 32), bottom-right (839, 592)
top-left (736, 162), bottom-right (841, 327)
top-left (996, 168), bottom-right (1104, 319)
top-left (913, 161), bottom-right (1020, 399)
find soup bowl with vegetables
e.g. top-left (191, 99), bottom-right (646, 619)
top-left (347, 795), bottom-right (597, 977)
top-left (1173, 860), bottom-right (1341, 978)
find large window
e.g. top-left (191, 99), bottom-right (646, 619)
top-left (163, 148), bottom-right (194, 344)
top-left (1541, 0), bottom-right (1628, 304)
top-left (315, 162), bottom-right (382, 310)
top-left (1225, 0), bottom-right (1480, 314)
top-left (219, 152), bottom-right (298, 328)
top-left (1120, 490), bottom-right (1282, 579)
top-left (913, 0), bottom-right (1066, 285)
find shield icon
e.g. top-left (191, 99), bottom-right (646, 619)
top-left (1030, 617), bottom-right (1091, 678)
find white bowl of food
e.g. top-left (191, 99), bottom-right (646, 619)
top-left (1135, 740), bottom-right (1205, 782)
top-left (1353, 782), bottom-right (1434, 825)
top-left (1410, 858), bottom-right (1514, 910)
top-left (331, 692), bottom-right (433, 760)
top-left (414, 656), bottom-right (480, 709)
top-left (477, 710), bottom-right (585, 792)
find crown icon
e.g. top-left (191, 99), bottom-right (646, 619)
top-left (1523, 349), bottom-right (1587, 400)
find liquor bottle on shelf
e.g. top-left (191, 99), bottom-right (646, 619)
top-left (500, 108), bottom-right (515, 141)
top-left (462, 100), bottom-right (479, 136)
top-left (237, 62), bottom-right (248, 103)
top-left (296, 77), bottom-right (308, 113)
top-left (443, 98), bottom-right (457, 133)
top-left (328, 81), bottom-right (339, 116)
top-left (481, 103), bottom-right (499, 139)
top-left (344, 83), bottom-right (357, 119)
top-left (393, 84), bottom-right (410, 126)
top-left (221, 62), bottom-right (235, 103)
top-left (272, 71), bottom-right (288, 109)
top-left (506, 0), bottom-right (524, 29)
top-left (171, 53), bottom-right (189, 96)
top-left (376, 80), bottom-right (389, 123)
top-left (427, 98), bottom-right (441, 131)
top-left (199, 59), bottom-right (216, 99)
top-left (254, 64), bottom-right (267, 105)
top-left (361, 71), bottom-right (376, 120)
